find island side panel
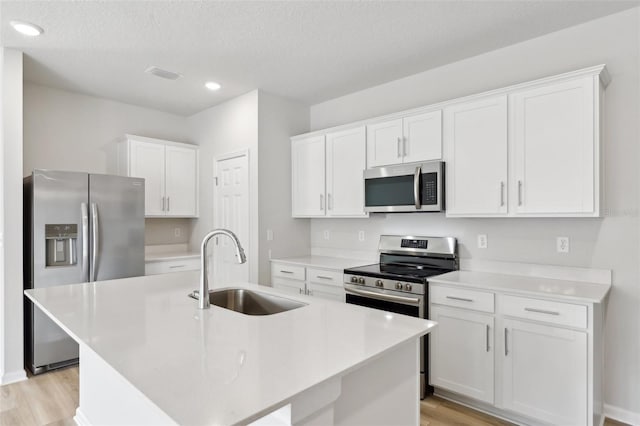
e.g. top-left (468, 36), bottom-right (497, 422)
top-left (332, 339), bottom-right (420, 425)
top-left (75, 344), bottom-right (177, 426)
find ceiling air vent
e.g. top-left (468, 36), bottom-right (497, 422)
top-left (145, 66), bottom-right (183, 80)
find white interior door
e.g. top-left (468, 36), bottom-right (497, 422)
top-left (213, 153), bottom-right (249, 284)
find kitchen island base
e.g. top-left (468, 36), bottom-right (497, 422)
top-left (73, 339), bottom-right (420, 425)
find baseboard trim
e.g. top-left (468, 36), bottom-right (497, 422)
top-left (0, 369), bottom-right (27, 385)
top-left (604, 404), bottom-right (640, 425)
top-left (74, 408), bottom-right (90, 426)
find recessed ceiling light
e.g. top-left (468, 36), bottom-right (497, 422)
top-left (10, 20), bottom-right (44, 37)
top-left (205, 82), bottom-right (221, 91)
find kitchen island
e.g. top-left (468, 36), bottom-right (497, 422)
top-left (25, 271), bottom-right (436, 425)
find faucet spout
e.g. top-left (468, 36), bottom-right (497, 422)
top-left (198, 229), bottom-right (247, 309)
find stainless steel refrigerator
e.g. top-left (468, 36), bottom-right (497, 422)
top-left (24, 170), bottom-right (145, 374)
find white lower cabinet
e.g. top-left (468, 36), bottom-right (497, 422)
top-left (501, 318), bottom-right (587, 425)
top-left (271, 262), bottom-right (345, 302)
top-left (145, 257), bottom-right (200, 275)
top-left (429, 283), bottom-right (599, 426)
top-left (430, 305), bottom-right (494, 404)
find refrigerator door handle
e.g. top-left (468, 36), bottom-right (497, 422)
top-left (81, 203), bottom-right (89, 280)
top-left (91, 203), bottom-right (99, 281)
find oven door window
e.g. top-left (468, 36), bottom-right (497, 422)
top-left (346, 293), bottom-right (421, 317)
top-left (365, 175), bottom-right (415, 207)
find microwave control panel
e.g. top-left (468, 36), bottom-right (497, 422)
top-left (422, 173), bottom-right (438, 205)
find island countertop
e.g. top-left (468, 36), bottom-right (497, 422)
top-left (25, 272), bottom-right (436, 425)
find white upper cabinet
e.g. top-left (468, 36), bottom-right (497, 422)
top-left (118, 135), bottom-right (199, 218)
top-left (511, 77), bottom-right (597, 216)
top-left (326, 127), bottom-right (367, 217)
top-left (292, 128), bottom-right (367, 218)
top-left (445, 96), bottom-right (508, 216)
top-left (292, 135), bottom-right (326, 217)
top-left (367, 111), bottom-right (442, 168)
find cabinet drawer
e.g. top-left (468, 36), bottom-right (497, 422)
top-left (430, 285), bottom-right (495, 313)
top-left (271, 263), bottom-right (305, 281)
top-left (145, 258), bottom-right (200, 275)
top-left (307, 268), bottom-right (343, 286)
top-left (500, 295), bottom-right (587, 329)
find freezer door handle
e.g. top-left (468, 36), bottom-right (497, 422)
top-left (91, 203), bottom-right (99, 281)
top-left (81, 203), bottom-right (89, 280)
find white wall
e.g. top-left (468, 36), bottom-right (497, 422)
top-left (257, 91), bottom-right (311, 285)
top-left (187, 91), bottom-right (260, 282)
top-left (0, 48), bottom-right (27, 384)
top-left (309, 8), bottom-right (640, 420)
top-left (23, 83), bottom-right (192, 246)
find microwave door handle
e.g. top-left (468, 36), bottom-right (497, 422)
top-left (414, 166), bottom-right (421, 209)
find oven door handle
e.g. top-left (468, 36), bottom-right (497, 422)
top-left (414, 166), bottom-right (422, 209)
top-left (346, 287), bottom-right (422, 305)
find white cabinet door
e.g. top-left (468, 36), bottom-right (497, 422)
top-left (129, 140), bottom-right (166, 216)
top-left (430, 306), bottom-right (494, 404)
top-left (272, 277), bottom-right (305, 296)
top-left (403, 110), bottom-right (442, 163)
top-left (292, 136), bottom-right (326, 217)
top-left (308, 281), bottom-right (345, 302)
top-left (512, 77), bottom-right (596, 215)
top-left (501, 318), bottom-right (587, 425)
top-left (165, 145), bottom-right (198, 217)
top-left (445, 95), bottom-right (508, 216)
top-left (366, 119), bottom-right (403, 168)
top-left (326, 126), bottom-right (367, 217)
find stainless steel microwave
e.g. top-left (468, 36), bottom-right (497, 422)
top-left (364, 161), bottom-right (445, 213)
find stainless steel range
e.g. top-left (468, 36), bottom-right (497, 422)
top-left (343, 235), bottom-right (458, 398)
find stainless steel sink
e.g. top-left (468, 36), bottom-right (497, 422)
top-left (189, 288), bottom-right (307, 315)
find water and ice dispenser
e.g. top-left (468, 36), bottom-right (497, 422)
top-left (45, 224), bottom-right (78, 267)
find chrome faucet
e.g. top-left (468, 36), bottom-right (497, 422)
top-left (198, 229), bottom-right (247, 309)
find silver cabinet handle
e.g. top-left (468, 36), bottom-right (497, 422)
top-left (346, 287), bottom-right (421, 305)
top-left (167, 196), bottom-right (170, 212)
top-left (90, 203), bottom-right (99, 281)
top-left (320, 194), bottom-right (324, 210)
top-left (500, 181), bottom-right (505, 207)
top-left (486, 324), bottom-right (490, 352)
top-left (446, 295), bottom-right (473, 302)
top-left (308, 289), bottom-right (313, 296)
top-left (280, 270), bottom-right (294, 274)
top-left (169, 265), bottom-right (185, 269)
top-left (413, 166), bottom-right (421, 209)
top-left (524, 307), bottom-right (560, 316)
top-left (504, 328), bottom-right (509, 356)
top-left (316, 276), bottom-right (333, 280)
top-left (162, 196), bottom-right (165, 212)
top-left (397, 137), bottom-right (402, 157)
top-left (299, 288), bottom-right (303, 294)
top-left (403, 137), bottom-right (409, 157)
top-left (327, 193), bottom-right (332, 210)
top-left (518, 180), bottom-right (523, 206)
top-left (81, 203), bottom-right (89, 280)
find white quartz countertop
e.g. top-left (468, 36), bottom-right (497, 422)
top-left (25, 272), bottom-right (435, 425)
top-left (430, 270), bottom-right (611, 303)
top-left (271, 255), bottom-right (370, 270)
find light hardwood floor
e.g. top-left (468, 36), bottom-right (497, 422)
top-left (0, 366), bottom-right (630, 426)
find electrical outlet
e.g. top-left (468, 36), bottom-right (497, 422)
top-left (174, 228), bottom-right (181, 238)
top-left (266, 229), bottom-right (273, 241)
top-left (557, 237), bottom-right (570, 253)
top-left (323, 230), bottom-right (330, 240)
top-left (358, 231), bottom-right (365, 242)
top-left (477, 234), bottom-right (488, 249)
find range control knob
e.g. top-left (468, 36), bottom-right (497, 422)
top-left (358, 277), bottom-right (366, 285)
top-left (350, 276), bottom-right (358, 283)
top-left (405, 283), bottom-right (412, 291)
top-left (395, 282), bottom-right (403, 290)
top-left (375, 280), bottom-right (384, 287)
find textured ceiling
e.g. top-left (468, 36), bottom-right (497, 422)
top-left (1, 1), bottom-right (637, 116)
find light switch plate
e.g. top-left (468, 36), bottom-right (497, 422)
top-left (477, 234), bottom-right (488, 249)
top-left (174, 228), bottom-right (181, 237)
top-left (266, 229), bottom-right (273, 241)
top-left (323, 230), bottom-right (330, 240)
top-left (358, 231), bottom-right (365, 242)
